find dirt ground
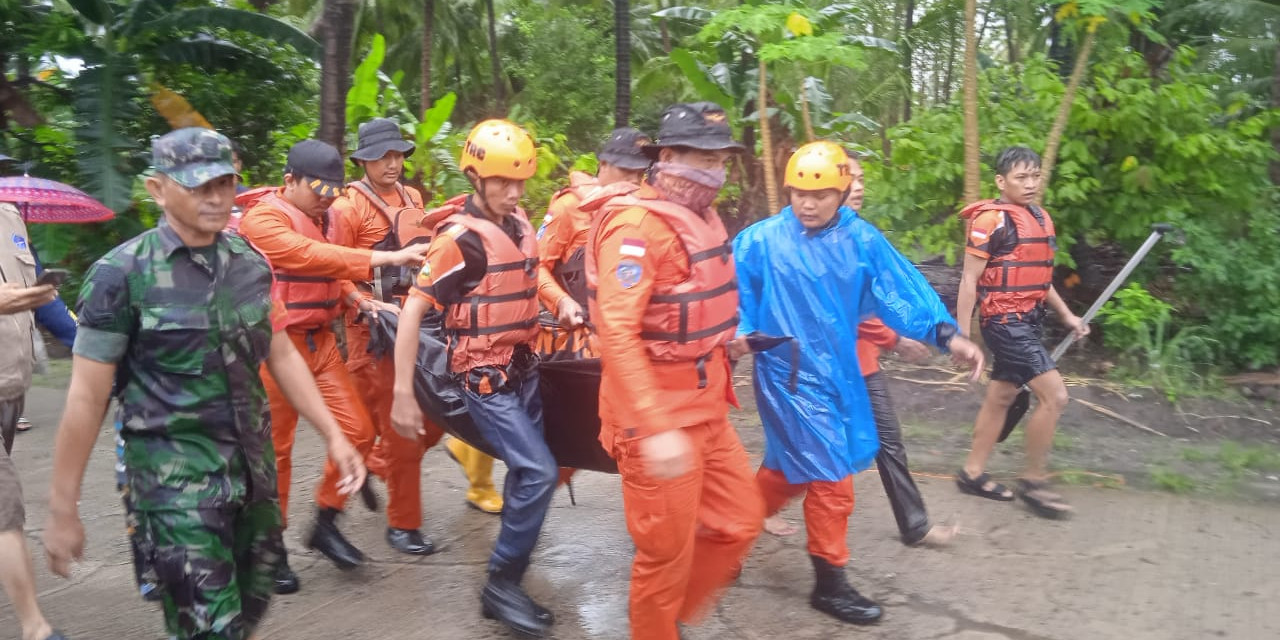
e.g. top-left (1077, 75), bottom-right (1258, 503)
top-left (4, 358), bottom-right (1279, 640)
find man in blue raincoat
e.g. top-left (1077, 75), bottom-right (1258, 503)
top-left (731, 141), bottom-right (984, 625)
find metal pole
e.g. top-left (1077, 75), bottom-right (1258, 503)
top-left (1050, 223), bottom-right (1173, 361)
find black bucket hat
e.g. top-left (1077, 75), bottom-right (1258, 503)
top-left (350, 118), bottom-right (416, 164)
top-left (285, 139), bottom-right (346, 197)
top-left (598, 128), bottom-right (653, 171)
top-left (642, 102), bottom-right (745, 159)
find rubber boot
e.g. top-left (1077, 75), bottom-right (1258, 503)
top-left (307, 507), bottom-right (365, 570)
top-left (481, 561), bottom-right (553, 637)
top-left (809, 555), bottom-right (883, 625)
top-left (446, 437), bottom-right (503, 514)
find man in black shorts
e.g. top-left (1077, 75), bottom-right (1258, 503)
top-left (953, 146), bottom-right (1087, 518)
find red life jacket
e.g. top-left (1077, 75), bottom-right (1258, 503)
top-left (960, 199), bottom-right (1057, 318)
top-left (441, 209), bottom-right (540, 372)
top-left (344, 180), bottom-right (430, 302)
top-left (256, 191), bottom-right (345, 329)
top-left (583, 190), bottom-right (739, 363)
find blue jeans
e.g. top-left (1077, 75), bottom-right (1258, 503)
top-left (462, 369), bottom-right (557, 571)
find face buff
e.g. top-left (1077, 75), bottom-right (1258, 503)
top-left (653, 162), bottom-right (726, 213)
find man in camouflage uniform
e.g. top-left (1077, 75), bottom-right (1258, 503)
top-left (42, 128), bottom-right (366, 640)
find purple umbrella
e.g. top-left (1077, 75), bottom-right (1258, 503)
top-left (0, 175), bottom-right (115, 224)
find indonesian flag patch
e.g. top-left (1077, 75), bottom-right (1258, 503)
top-left (620, 237), bottom-right (647, 257)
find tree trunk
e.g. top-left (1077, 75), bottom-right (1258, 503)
top-left (943, 12), bottom-right (957, 103)
top-left (659, 0), bottom-right (671, 53)
top-left (485, 0), bottom-right (504, 115)
top-left (1004, 0), bottom-right (1017, 65)
top-left (903, 0), bottom-right (915, 122)
top-left (1271, 42), bottom-right (1280, 186)
top-left (0, 72), bottom-right (44, 128)
top-left (319, 0), bottom-right (358, 153)
top-left (758, 58), bottom-right (779, 214)
top-left (421, 0), bottom-right (435, 111)
top-left (1040, 29), bottom-right (1095, 200)
top-left (615, 0), bottom-right (631, 127)
top-left (799, 80), bottom-right (815, 141)
top-left (961, 0), bottom-right (980, 202)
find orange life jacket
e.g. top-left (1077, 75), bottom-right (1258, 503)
top-left (344, 180), bottom-right (431, 302)
top-left (960, 199), bottom-right (1057, 318)
top-left (228, 185), bottom-right (277, 233)
top-left (441, 209), bottom-right (540, 372)
top-left (584, 190), bottom-right (739, 363)
top-left (257, 191), bottom-right (345, 329)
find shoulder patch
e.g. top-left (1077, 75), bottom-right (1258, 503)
top-left (415, 262), bottom-right (432, 287)
top-left (615, 259), bottom-right (643, 289)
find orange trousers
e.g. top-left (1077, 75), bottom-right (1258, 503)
top-left (614, 418), bottom-right (764, 640)
top-left (261, 327), bottom-right (376, 527)
top-left (345, 321), bottom-right (444, 530)
top-left (756, 466), bottom-right (855, 566)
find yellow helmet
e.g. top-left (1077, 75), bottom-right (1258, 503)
top-left (784, 141), bottom-right (852, 191)
top-left (460, 120), bottom-right (537, 180)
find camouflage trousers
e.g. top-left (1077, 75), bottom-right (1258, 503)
top-left (130, 501), bottom-right (284, 640)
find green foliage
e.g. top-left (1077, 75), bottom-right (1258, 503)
top-left (1149, 466), bottom-right (1197, 493)
top-left (1099, 284), bottom-right (1218, 401)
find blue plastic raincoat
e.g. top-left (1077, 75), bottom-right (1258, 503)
top-left (734, 206), bottom-right (958, 483)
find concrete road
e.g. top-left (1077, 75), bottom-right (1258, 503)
top-left (4, 384), bottom-right (1278, 640)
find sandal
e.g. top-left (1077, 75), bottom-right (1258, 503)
top-left (955, 470), bottom-right (1015, 501)
top-left (16, 417), bottom-right (32, 432)
top-left (1015, 479), bottom-right (1073, 519)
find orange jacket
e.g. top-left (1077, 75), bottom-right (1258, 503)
top-left (536, 171), bottom-right (596, 310)
top-left (239, 188), bottom-right (372, 329)
top-left (960, 199), bottom-right (1057, 318)
top-left (856, 319), bottom-right (899, 375)
top-left (587, 183), bottom-right (738, 447)
top-left (331, 180), bottom-right (426, 307)
top-left (442, 212), bottom-right (541, 372)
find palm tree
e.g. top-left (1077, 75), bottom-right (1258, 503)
top-left (485, 0), bottom-right (504, 114)
top-left (616, 0), bottom-right (632, 127)
top-left (320, 0), bottom-right (360, 152)
top-left (961, 0), bottom-right (980, 203)
top-left (422, 0), bottom-right (436, 110)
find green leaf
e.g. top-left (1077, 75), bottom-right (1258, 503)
top-left (418, 92), bottom-right (457, 145)
top-left (652, 6), bottom-right (715, 22)
top-left (65, 0), bottom-right (113, 25)
top-left (71, 57), bottom-right (141, 213)
top-left (667, 48), bottom-right (734, 107)
top-left (347, 34), bottom-right (386, 127)
top-left (143, 7), bottom-right (322, 60)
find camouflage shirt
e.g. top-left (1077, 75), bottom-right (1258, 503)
top-left (74, 219), bottom-right (279, 510)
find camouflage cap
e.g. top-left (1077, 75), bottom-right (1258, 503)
top-left (152, 127), bottom-right (238, 188)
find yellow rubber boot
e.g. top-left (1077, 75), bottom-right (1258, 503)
top-left (445, 437), bottom-right (503, 514)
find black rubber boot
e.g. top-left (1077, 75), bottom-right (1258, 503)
top-left (306, 507), bottom-right (365, 569)
top-left (274, 554), bottom-right (300, 594)
top-left (809, 555), bottom-right (883, 625)
top-left (480, 561), bottom-right (553, 637)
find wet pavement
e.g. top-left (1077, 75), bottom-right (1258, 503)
top-left (4, 382), bottom-right (1279, 640)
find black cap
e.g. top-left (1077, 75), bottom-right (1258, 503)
top-left (643, 102), bottom-right (745, 159)
top-left (598, 128), bottom-right (653, 171)
top-left (285, 139), bottom-right (345, 197)
top-left (350, 118), bottom-right (416, 164)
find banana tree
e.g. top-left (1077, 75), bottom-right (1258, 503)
top-left (51, 0), bottom-right (321, 212)
top-left (654, 2), bottom-right (895, 213)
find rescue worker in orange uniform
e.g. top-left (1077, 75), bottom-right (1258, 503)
top-left (390, 121), bottom-right (558, 638)
top-left (584, 103), bottom-right (764, 640)
top-left (955, 146), bottom-right (1087, 518)
top-left (330, 119), bottom-right (502, 555)
top-left (238, 139), bottom-right (429, 592)
top-left (734, 142), bottom-right (983, 625)
top-left (536, 128), bottom-right (651, 352)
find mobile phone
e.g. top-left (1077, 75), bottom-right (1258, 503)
top-left (35, 269), bottom-right (69, 288)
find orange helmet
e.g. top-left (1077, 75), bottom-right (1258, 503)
top-left (784, 141), bottom-right (852, 192)
top-left (460, 120), bottom-right (537, 180)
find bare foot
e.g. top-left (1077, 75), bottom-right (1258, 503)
top-left (914, 521), bottom-right (960, 547)
top-left (763, 515), bottom-right (798, 537)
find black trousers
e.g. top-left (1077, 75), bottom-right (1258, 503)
top-left (865, 372), bottom-right (931, 544)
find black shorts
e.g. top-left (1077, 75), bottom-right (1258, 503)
top-left (980, 315), bottom-right (1057, 386)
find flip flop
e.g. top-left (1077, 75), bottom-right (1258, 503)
top-left (16, 417), bottom-right (32, 432)
top-left (955, 470), bottom-right (1015, 501)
